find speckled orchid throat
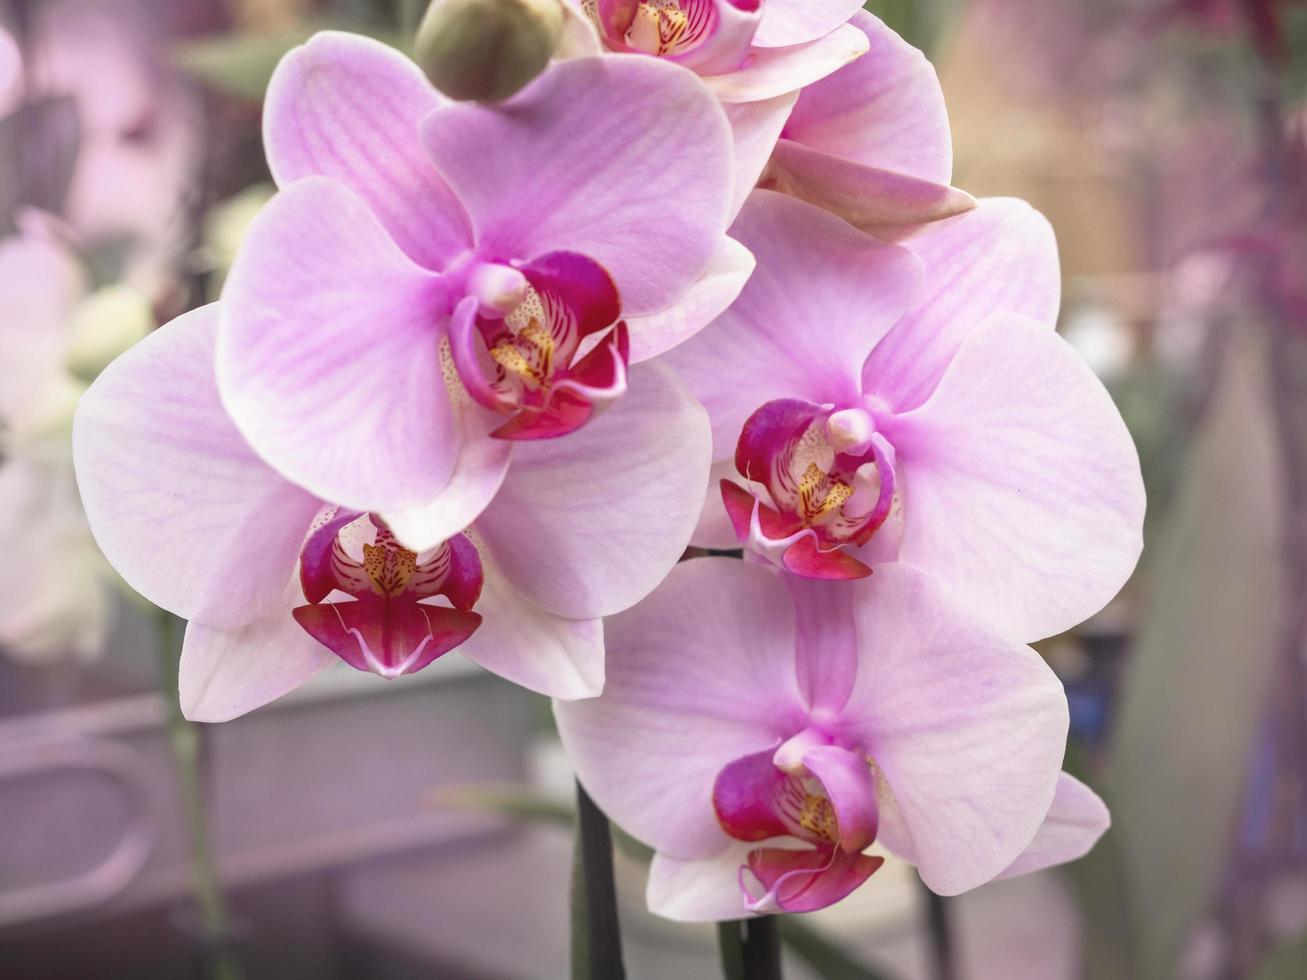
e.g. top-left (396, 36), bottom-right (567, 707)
top-left (449, 251), bottom-right (629, 440)
top-left (590, 0), bottom-right (763, 73)
top-left (294, 509), bottom-right (483, 678)
top-left (713, 728), bottom-right (883, 914)
top-left (723, 398), bottom-right (896, 580)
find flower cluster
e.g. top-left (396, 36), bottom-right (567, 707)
top-left (73, 3), bottom-right (1144, 920)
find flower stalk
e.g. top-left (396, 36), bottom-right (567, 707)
top-left (573, 781), bottom-right (625, 979)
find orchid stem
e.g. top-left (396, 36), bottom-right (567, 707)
top-left (156, 611), bottom-right (243, 980)
top-left (741, 916), bottom-right (783, 980)
top-left (573, 781), bottom-right (626, 979)
top-left (923, 885), bottom-right (956, 980)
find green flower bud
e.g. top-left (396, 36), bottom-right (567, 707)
top-left (415, 0), bottom-right (565, 103)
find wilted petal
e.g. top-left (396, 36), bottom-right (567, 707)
top-left (666, 191), bottom-right (920, 457)
top-left (217, 177), bottom-right (458, 513)
top-left (421, 56), bottom-right (732, 316)
top-left (702, 24), bottom-right (867, 103)
top-left (457, 551), bottom-right (604, 700)
top-left (837, 564), bottom-right (1069, 895)
top-left (882, 314), bottom-right (1145, 641)
top-left (476, 363), bottom-right (711, 619)
top-left (863, 198), bottom-right (1061, 413)
top-left (73, 305), bottom-right (321, 628)
top-left (556, 558), bottom-right (806, 859)
top-left (263, 31), bottom-right (471, 267)
top-left (1000, 773), bottom-right (1111, 878)
top-left (180, 579), bottom-right (336, 722)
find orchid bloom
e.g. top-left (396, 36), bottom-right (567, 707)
top-left (556, 558), bottom-right (1107, 919)
top-left (667, 191), bottom-right (1144, 641)
top-left (574, 0), bottom-right (868, 218)
top-left (0, 221), bottom-right (151, 661)
top-left (211, 34), bottom-right (737, 557)
top-left (73, 304), bottom-right (710, 719)
top-left (761, 11), bottom-right (976, 240)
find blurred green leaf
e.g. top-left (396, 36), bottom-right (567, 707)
top-left (172, 24), bottom-right (406, 101)
top-left (1251, 930), bottom-right (1307, 980)
top-left (1107, 336), bottom-right (1285, 979)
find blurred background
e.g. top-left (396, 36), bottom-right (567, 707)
top-left (1, 0), bottom-right (1306, 977)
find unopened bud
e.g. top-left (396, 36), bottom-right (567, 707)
top-left (415, 0), bottom-right (565, 103)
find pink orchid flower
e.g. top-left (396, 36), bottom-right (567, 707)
top-left (556, 558), bottom-right (1107, 919)
top-left (575, 0), bottom-right (868, 217)
top-left (761, 11), bottom-right (976, 240)
top-left (73, 305), bottom-right (710, 720)
top-left (667, 191), bottom-right (1144, 642)
top-left (215, 34), bottom-right (736, 551)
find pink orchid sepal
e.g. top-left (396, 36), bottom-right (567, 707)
top-left (556, 558), bottom-right (1080, 920)
top-left (668, 190), bottom-right (1144, 641)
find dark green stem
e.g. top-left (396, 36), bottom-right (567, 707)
top-left (573, 781), bottom-right (625, 979)
top-left (923, 886), bottom-right (956, 980)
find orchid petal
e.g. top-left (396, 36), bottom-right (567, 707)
top-left (263, 31), bottom-right (471, 267)
top-left (863, 198), bottom-right (1061, 413)
top-left (838, 564), bottom-right (1069, 895)
top-left (784, 575), bottom-right (858, 715)
top-left (555, 558), bottom-right (806, 859)
top-left (784, 12), bottom-right (952, 184)
top-left (665, 191), bottom-right (920, 457)
top-left (456, 550), bottom-right (604, 700)
top-left (647, 843), bottom-right (760, 922)
top-left (743, 846), bottom-right (882, 914)
top-left (180, 578), bottom-right (337, 722)
top-left (217, 177), bottom-right (458, 513)
top-left (420, 56), bottom-right (733, 315)
top-left (702, 24), bottom-right (868, 103)
top-left (799, 744), bottom-right (878, 852)
top-left (883, 314), bottom-right (1145, 641)
top-left (1000, 773), bottom-right (1111, 878)
top-left (752, 0), bottom-right (865, 48)
top-left (691, 458), bottom-right (744, 550)
top-left (73, 305), bottom-right (321, 628)
top-left (626, 237), bottom-right (755, 363)
top-left (476, 363), bottom-right (711, 619)
top-left (768, 141), bottom-right (976, 240)
top-left (723, 95), bottom-right (796, 218)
